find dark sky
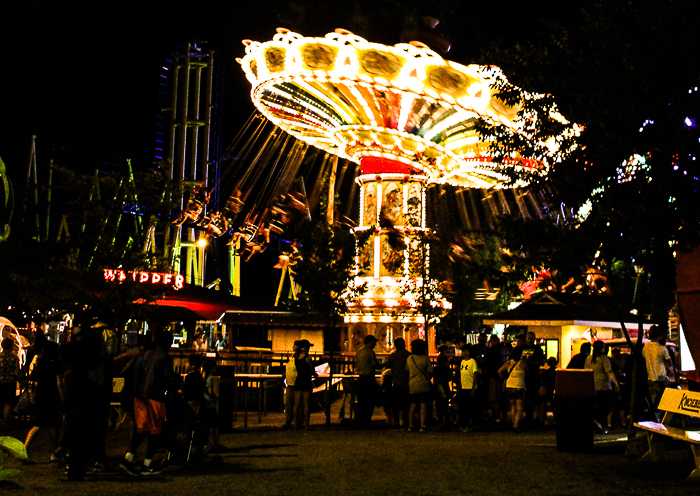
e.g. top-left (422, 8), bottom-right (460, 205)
top-left (1, 1), bottom-right (552, 187)
top-left (2, 3), bottom-right (286, 184)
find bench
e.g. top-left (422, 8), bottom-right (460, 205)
top-left (634, 388), bottom-right (700, 481)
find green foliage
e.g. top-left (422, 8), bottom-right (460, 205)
top-left (497, 213), bottom-right (597, 286)
top-left (424, 187), bottom-right (522, 333)
top-left (0, 436), bottom-right (28, 481)
top-left (292, 218), bottom-right (360, 327)
top-left (468, 1), bottom-right (700, 321)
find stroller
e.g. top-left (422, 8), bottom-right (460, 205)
top-left (163, 393), bottom-right (221, 466)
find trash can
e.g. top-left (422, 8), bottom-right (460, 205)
top-left (555, 369), bottom-right (595, 452)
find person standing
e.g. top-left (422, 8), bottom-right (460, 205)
top-left (458, 345), bottom-right (480, 432)
top-left (406, 339), bottom-right (432, 432)
top-left (292, 340), bottom-right (314, 430)
top-left (470, 333), bottom-right (489, 423)
top-left (182, 354), bottom-right (204, 414)
top-left (499, 347), bottom-right (528, 433)
top-left (642, 325), bottom-right (672, 411)
top-left (433, 344), bottom-right (453, 431)
top-left (24, 341), bottom-right (64, 462)
top-left (118, 331), bottom-right (174, 476)
top-left (484, 335), bottom-right (506, 425)
top-left (355, 335), bottom-right (380, 428)
top-left (516, 332), bottom-right (545, 424)
top-left (384, 337), bottom-right (411, 427)
top-left (282, 341), bottom-right (300, 429)
top-left (567, 342), bottom-right (592, 369)
top-left (0, 338), bottom-right (19, 429)
top-left (585, 340), bottom-right (619, 433)
top-left (202, 359), bottom-right (221, 449)
top-left (62, 339), bottom-right (100, 481)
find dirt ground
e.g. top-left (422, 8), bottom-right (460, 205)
top-left (5, 405), bottom-right (700, 496)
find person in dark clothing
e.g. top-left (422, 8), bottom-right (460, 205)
top-left (355, 335), bottom-right (380, 428)
top-left (515, 332), bottom-right (545, 425)
top-left (433, 345), bottom-right (453, 430)
top-left (567, 342), bottom-right (592, 369)
top-left (539, 357), bottom-right (558, 425)
top-left (62, 340), bottom-right (101, 481)
top-left (201, 359), bottom-right (221, 449)
top-left (183, 353), bottom-right (205, 414)
top-left (24, 341), bottom-right (64, 463)
top-left (384, 337), bottom-right (411, 427)
top-left (292, 340), bottom-right (314, 430)
top-left (484, 335), bottom-right (506, 424)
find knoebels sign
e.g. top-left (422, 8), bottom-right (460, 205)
top-left (103, 269), bottom-right (185, 290)
top-left (658, 388), bottom-right (700, 417)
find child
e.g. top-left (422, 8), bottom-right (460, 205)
top-left (183, 354), bottom-right (204, 414)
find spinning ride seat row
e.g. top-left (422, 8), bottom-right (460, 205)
top-left (238, 29), bottom-right (579, 351)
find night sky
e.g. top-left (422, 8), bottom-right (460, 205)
top-left (2, 3), bottom-right (290, 184)
top-left (2, 1), bottom-right (550, 186)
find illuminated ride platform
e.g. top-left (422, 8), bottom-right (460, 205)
top-left (238, 29), bottom-right (578, 352)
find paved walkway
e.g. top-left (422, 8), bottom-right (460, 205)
top-left (4, 408), bottom-right (699, 495)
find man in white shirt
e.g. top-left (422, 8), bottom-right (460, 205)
top-left (642, 325), bottom-right (672, 409)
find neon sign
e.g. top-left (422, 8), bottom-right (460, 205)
top-left (103, 269), bottom-right (185, 290)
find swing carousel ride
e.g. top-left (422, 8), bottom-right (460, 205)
top-left (227, 28), bottom-right (580, 349)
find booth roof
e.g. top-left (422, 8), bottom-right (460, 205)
top-left (483, 292), bottom-right (650, 329)
top-left (136, 285), bottom-right (273, 322)
top-left (219, 310), bottom-right (327, 328)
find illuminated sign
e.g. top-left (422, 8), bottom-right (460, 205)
top-left (103, 269), bottom-right (185, 290)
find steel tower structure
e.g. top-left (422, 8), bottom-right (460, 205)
top-left (156, 42), bottom-right (220, 286)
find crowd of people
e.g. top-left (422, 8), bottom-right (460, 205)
top-left (0, 318), bottom-right (680, 480)
top-left (281, 328), bottom-right (678, 436)
top-left (280, 331), bottom-right (560, 433)
top-left (0, 321), bottom-right (225, 482)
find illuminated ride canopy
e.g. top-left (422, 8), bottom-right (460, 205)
top-left (238, 29), bottom-right (579, 349)
top-left (238, 28), bottom-right (579, 188)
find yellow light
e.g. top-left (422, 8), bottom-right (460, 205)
top-left (197, 238), bottom-right (208, 248)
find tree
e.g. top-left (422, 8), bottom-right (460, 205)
top-left (292, 218), bottom-right (361, 331)
top-left (461, 1), bottom-right (700, 322)
top-left (463, 1), bottom-right (700, 438)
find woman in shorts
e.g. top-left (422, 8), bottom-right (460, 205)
top-left (499, 347), bottom-right (528, 433)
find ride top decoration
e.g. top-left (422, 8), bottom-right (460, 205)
top-left (238, 28), bottom-right (579, 351)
